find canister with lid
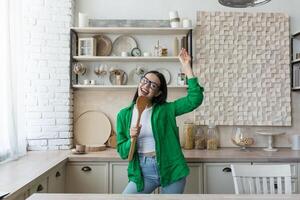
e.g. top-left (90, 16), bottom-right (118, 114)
top-left (206, 123), bottom-right (219, 150)
top-left (183, 121), bottom-right (195, 150)
top-left (194, 126), bottom-right (205, 149)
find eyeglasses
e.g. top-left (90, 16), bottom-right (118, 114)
top-left (140, 76), bottom-right (160, 90)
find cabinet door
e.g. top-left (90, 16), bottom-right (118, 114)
top-left (29, 178), bottom-right (48, 195)
top-left (184, 163), bottom-right (203, 194)
top-left (65, 162), bottom-right (109, 193)
top-left (109, 162), bottom-right (128, 194)
top-left (48, 164), bottom-right (66, 193)
top-left (204, 163), bottom-right (250, 194)
top-left (13, 193), bottom-right (26, 200)
top-left (6, 190), bottom-right (29, 200)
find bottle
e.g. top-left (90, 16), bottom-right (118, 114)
top-left (206, 123), bottom-right (219, 150)
top-left (154, 40), bottom-right (162, 57)
top-left (183, 121), bottom-right (195, 150)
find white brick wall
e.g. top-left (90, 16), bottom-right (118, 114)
top-left (23, 0), bottom-right (75, 150)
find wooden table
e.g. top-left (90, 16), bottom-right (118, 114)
top-left (26, 193), bottom-right (300, 200)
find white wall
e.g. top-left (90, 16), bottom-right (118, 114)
top-left (75, 0), bottom-right (300, 32)
top-left (75, 0), bottom-right (300, 147)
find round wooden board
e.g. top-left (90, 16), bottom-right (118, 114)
top-left (74, 110), bottom-right (111, 146)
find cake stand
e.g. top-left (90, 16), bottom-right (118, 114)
top-left (256, 130), bottom-right (285, 152)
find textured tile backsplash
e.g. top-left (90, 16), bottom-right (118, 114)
top-left (194, 11), bottom-right (291, 126)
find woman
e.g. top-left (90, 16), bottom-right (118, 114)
top-left (116, 48), bottom-right (204, 194)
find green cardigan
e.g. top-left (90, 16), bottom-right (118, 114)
top-left (116, 77), bottom-right (204, 192)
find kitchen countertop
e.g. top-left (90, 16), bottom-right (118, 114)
top-left (0, 151), bottom-right (70, 198)
top-left (68, 147), bottom-right (300, 162)
top-left (26, 193), bottom-right (300, 200)
top-left (1, 147), bottom-right (300, 198)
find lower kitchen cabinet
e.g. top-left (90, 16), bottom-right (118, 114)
top-left (29, 177), bottom-right (48, 195)
top-left (4, 160), bottom-right (300, 199)
top-left (184, 163), bottom-right (203, 194)
top-left (65, 162), bottom-right (109, 193)
top-left (48, 163), bottom-right (66, 193)
top-left (109, 162), bottom-right (159, 194)
top-left (109, 162), bottom-right (128, 194)
top-left (203, 163), bottom-right (251, 194)
top-left (5, 189), bottom-right (29, 200)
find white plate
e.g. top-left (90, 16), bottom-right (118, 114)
top-left (155, 68), bottom-right (171, 85)
top-left (74, 110), bottom-right (111, 146)
top-left (112, 35), bottom-right (137, 56)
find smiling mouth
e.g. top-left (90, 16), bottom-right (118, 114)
top-left (140, 88), bottom-right (149, 96)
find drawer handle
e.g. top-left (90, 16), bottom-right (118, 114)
top-left (37, 184), bottom-right (44, 192)
top-left (81, 166), bottom-right (92, 172)
top-left (56, 171), bottom-right (61, 177)
top-left (222, 167), bottom-right (232, 172)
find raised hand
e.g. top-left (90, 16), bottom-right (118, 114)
top-left (178, 48), bottom-right (194, 78)
top-left (179, 48), bottom-right (191, 66)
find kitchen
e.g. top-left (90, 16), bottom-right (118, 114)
top-left (1, 0), bottom-right (300, 199)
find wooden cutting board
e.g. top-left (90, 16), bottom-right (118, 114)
top-left (106, 130), bottom-right (117, 148)
top-left (74, 110), bottom-right (111, 147)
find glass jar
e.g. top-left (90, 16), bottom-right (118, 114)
top-left (177, 73), bottom-right (186, 86)
top-left (194, 126), bottom-right (205, 149)
top-left (183, 121), bottom-right (195, 150)
top-left (206, 123), bottom-right (219, 150)
top-left (231, 126), bottom-right (254, 151)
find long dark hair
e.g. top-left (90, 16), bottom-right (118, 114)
top-left (132, 70), bottom-right (167, 105)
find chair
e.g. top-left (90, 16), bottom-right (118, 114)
top-left (231, 164), bottom-right (292, 194)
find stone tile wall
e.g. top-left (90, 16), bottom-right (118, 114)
top-left (194, 11), bottom-right (291, 126)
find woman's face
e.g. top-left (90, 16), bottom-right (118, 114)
top-left (138, 73), bottom-right (161, 99)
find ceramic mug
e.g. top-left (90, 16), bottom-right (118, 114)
top-left (170, 21), bottom-right (180, 28)
top-left (83, 79), bottom-right (90, 85)
top-left (90, 80), bottom-right (96, 85)
top-left (182, 19), bottom-right (192, 28)
top-left (121, 51), bottom-right (128, 57)
top-left (143, 52), bottom-right (151, 57)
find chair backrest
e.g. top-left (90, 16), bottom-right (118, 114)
top-left (231, 164), bottom-right (292, 194)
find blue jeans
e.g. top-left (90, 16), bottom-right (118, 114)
top-left (122, 154), bottom-right (186, 194)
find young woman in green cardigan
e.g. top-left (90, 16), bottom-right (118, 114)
top-left (116, 48), bottom-right (204, 194)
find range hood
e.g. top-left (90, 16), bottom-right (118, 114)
top-left (218, 0), bottom-right (271, 8)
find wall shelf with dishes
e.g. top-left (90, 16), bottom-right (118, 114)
top-left (71, 27), bottom-right (192, 35)
top-left (72, 84), bottom-right (188, 90)
top-left (73, 56), bottom-right (180, 62)
top-left (291, 31), bottom-right (300, 91)
top-left (70, 27), bottom-right (193, 89)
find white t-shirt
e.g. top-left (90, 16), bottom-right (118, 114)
top-left (130, 105), bottom-right (155, 153)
